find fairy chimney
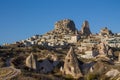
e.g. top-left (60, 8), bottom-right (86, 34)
top-left (26, 53), bottom-right (37, 70)
top-left (63, 47), bottom-right (83, 79)
top-left (80, 20), bottom-right (91, 36)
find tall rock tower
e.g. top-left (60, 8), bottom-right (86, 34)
top-left (26, 53), bottom-right (37, 70)
top-left (80, 20), bottom-right (91, 36)
top-left (63, 47), bottom-right (83, 79)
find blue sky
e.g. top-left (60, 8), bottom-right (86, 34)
top-left (0, 0), bottom-right (120, 44)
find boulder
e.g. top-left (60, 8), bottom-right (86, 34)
top-left (62, 47), bottom-right (83, 79)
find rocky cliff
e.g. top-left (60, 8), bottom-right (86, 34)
top-left (54, 19), bottom-right (77, 34)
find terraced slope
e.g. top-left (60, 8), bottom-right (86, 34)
top-left (0, 66), bottom-right (21, 80)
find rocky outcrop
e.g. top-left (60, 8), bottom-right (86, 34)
top-left (54, 19), bottom-right (76, 34)
top-left (98, 42), bottom-right (109, 55)
top-left (105, 69), bottom-right (120, 78)
top-left (62, 47), bottom-right (83, 79)
top-left (26, 53), bottom-right (37, 70)
top-left (90, 61), bottom-right (112, 75)
top-left (118, 53), bottom-right (120, 62)
top-left (80, 20), bottom-right (91, 36)
top-left (99, 27), bottom-right (113, 36)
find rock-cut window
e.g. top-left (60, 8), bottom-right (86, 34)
top-left (68, 59), bottom-right (70, 62)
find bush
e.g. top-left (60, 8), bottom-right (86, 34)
top-left (64, 74), bottom-right (74, 80)
top-left (85, 73), bottom-right (99, 80)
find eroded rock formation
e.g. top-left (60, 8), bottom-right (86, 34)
top-left (98, 42), bottom-right (109, 55)
top-left (62, 47), bottom-right (83, 79)
top-left (100, 27), bottom-right (113, 36)
top-left (26, 53), bottom-right (37, 70)
top-left (118, 53), bottom-right (120, 62)
top-left (54, 19), bottom-right (77, 34)
top-left (80, 20), bottom-right (91, 36)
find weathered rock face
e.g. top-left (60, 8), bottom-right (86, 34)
top-left (108, 49), bottom-right (114, 56)
top-left (55, 19), bottom-right (76, 33)
top-left (98, 42), bottom-right (109, 55)
top-left (90, 61), bottom-right (112, 75)
top-left (100, 27), bottom-right (113, 36)
top-left (105, 69), bottom-right (120, 78)
top-left (26, 53), bottom-right (37, 70)
top-left (80, 20), bottom-right (91, 36)
top-left (63, 47), bottom-right (83, 79)
top-left (118, 53), bottom-right (120, 62)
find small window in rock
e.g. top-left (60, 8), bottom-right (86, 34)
top-left (69, 67), bottom-right (71, 72)
top-left (41, 67), bottom-right (44, 70)
top-left (68, 59), bottom-right (70, 62)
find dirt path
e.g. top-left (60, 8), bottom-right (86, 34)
top-left (0, 66), bottom-right (21, 80)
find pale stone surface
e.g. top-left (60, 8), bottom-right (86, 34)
top-left (114, 53), bottom-right (120, 64)
top-left (26, 53), bottom-right (37, 70)
top-left (98, 42), bottom-right (109, 55)
top-left (55, 19), bottom-right (76, 33)
top-left (106, 69), bottom-right (120, 77)
top-left (63, 47), bottom-right (83, 79)
top-left (118, 53), bottom-right (120, 62)
top-left (108, 48), bottom-right (113, 56)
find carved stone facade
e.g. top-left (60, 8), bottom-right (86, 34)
top-left (62, 47), bottom-right (83, 79)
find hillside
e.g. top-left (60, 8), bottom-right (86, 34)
top-left (0, 19), bottom-right (120, 80)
